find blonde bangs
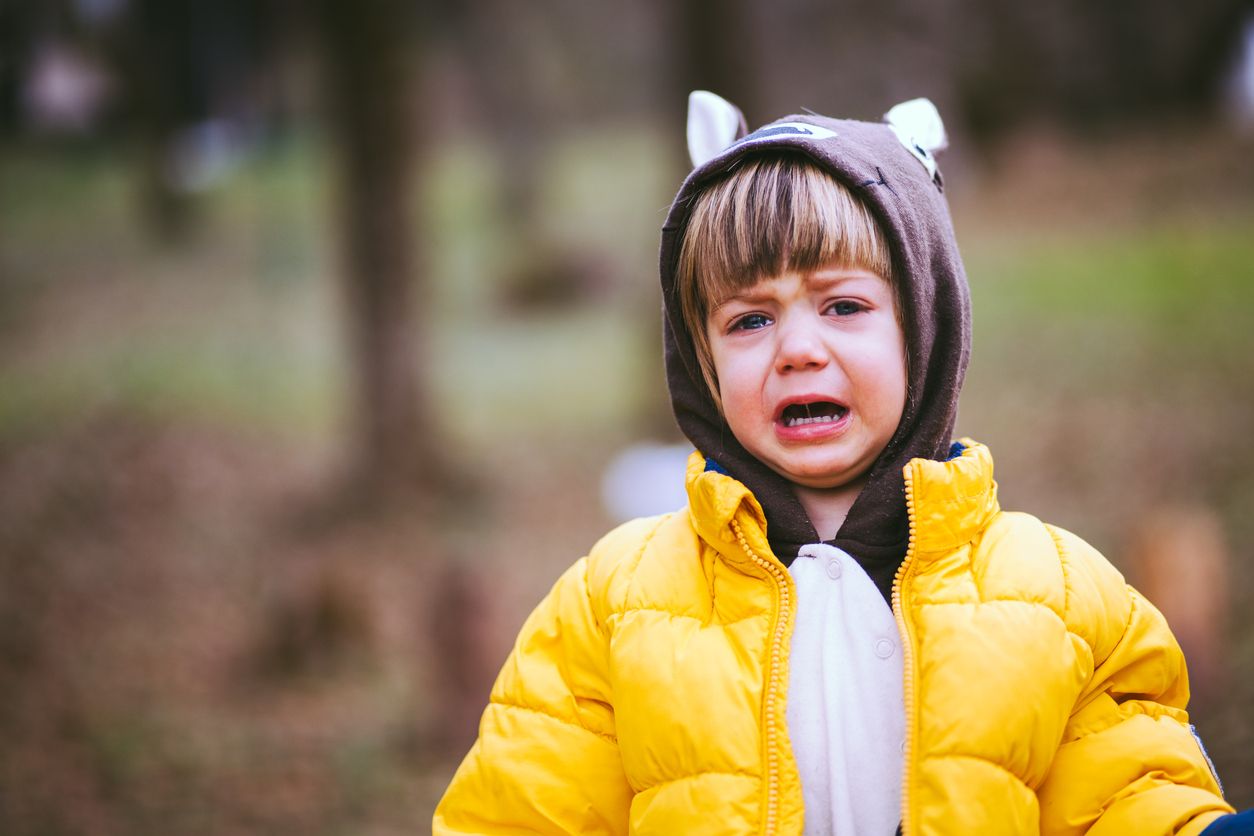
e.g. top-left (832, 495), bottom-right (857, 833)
top-left (677, 153), bottom-right (895, 398)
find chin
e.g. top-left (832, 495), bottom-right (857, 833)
top-left (777, 463), bottom-right (867, 492)
top-left (793, 477), bottom-right (858, 491)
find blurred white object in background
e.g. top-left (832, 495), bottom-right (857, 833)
top-left (23, 41), bottom-right (113, 134)
top-left (165, 118), bottom-right (251, 192)
top-left (600, 443), bottom-right (693, 522)
top-left (1226, 14), bottom-right (1254, 131)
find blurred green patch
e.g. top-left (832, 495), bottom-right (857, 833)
top-left (969, 219), bottom-right (1254, 349)
top-left (0, 128), bottom-right (667, 449)
top-left (962, 216), bottom-right (1254, 404)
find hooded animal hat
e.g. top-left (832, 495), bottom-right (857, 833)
top-left (660, 93), bottom-right (972, 599)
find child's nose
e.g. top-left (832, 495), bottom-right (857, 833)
top-left (775, 318), bottom-right (828, 372)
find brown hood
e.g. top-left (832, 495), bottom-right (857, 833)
top-left (660, 110), bottom-right (971, 599)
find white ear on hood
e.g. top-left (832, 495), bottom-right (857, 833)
top-left (884, 98), bottom-right (948, 180)
top-left (687, 90), bottom-right (748, 169)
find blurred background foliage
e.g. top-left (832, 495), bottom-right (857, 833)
top-left (2, 0), bottom-right (1253, 832)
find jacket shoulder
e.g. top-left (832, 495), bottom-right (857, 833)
top-left (973, 511), bottom-right (1132, 662)
top-left (584, 510), bottom-right (711, 622)
top-left (1039, 521), bottom-right (1136, 664)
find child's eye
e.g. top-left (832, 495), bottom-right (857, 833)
top-left (827, 300), bottom-right (865, 316)
top-left (729, 312), bottom-right (772, 332)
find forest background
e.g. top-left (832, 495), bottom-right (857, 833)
top-left (2, 0), bottom-right (1254, 831)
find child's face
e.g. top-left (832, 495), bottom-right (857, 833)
top-left (706, 264), bottom-right (906, 493)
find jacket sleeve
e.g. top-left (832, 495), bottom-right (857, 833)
top-left (433, 554), bottom-right (633, 835)
top-left (1037, 526), bottom-right (1234, 836)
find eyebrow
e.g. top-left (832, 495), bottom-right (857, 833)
top-left (716, 287), bottom-right (775, 308)
top-left (715, 271), bottom-right (884, 310)
top-left (808, 270), bottom-right (884, 288)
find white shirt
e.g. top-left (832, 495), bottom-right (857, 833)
top-left (785, 543), bottom-right (905, 835)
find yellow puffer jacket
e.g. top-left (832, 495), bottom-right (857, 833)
top-left (434, 441), bottom-right (1232, 835)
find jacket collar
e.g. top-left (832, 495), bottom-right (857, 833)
top-left (684, 452), bottom-right (773, 568)
top-left (686, 439), bottom-right (1000, 566)
top-left (904, 439), bottom-right (1000, 556)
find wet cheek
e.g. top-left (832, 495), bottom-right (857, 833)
top-left (718, 370), bottom-right (770, 431)
top-left (720, 384), bottom-right (757, 420)
top-left (711, 345), bottom-right (778, 427)
top-left (884, 371), bottom-right (909, 426)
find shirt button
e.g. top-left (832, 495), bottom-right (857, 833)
top-left (875, 638), bottom-right (895, 659)
top-left (826, 559), bottom-right (842, 580)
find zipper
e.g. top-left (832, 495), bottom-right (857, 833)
top-left (731, 518), bottom-right (792, 835)
top-left (892, 463), bottom-right (921, 836)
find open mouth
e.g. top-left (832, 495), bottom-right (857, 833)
top-left (779, 401), bottom-right (848, 428)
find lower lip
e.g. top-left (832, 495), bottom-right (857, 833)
top-left (774, 410), bottom-right (852, 443)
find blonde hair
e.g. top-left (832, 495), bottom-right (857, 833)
top-left (676, 153), bottom-right (896, 399)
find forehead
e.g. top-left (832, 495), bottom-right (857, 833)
top-left (682, 154), bottom-right (895, 307)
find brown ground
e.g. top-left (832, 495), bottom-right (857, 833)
top-left (0, 411), bottom-right (617, 834)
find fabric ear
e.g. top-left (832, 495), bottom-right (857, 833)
top-left (884, 98), bottom-right (948, 182)
top-left (687, 90), bottom-right (748, 169)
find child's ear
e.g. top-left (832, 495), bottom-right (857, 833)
top-left (687, 91), bottom-right (748, 169)
top-left (884, 98), bottom-right (948, 183)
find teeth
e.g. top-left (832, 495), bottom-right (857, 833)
top-left (780, 402), bottom-right (847, 428)
top-left (784, 413), bottom-right (843, 427)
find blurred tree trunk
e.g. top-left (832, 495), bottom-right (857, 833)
top-left (629, 0), bottom-right (763, 440)
top-left (118, 0), bottom-right (201, 240)
top-left (434, 0), bottom-right (574, 307)
top-left (314, 0), bottom-right (429, 495)
top-left (439, 1), bottom-right (542, 229)
top-left (671, 0), bottom-right (761, 141)
top-left (314, 4), bottom-right (497, 759)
